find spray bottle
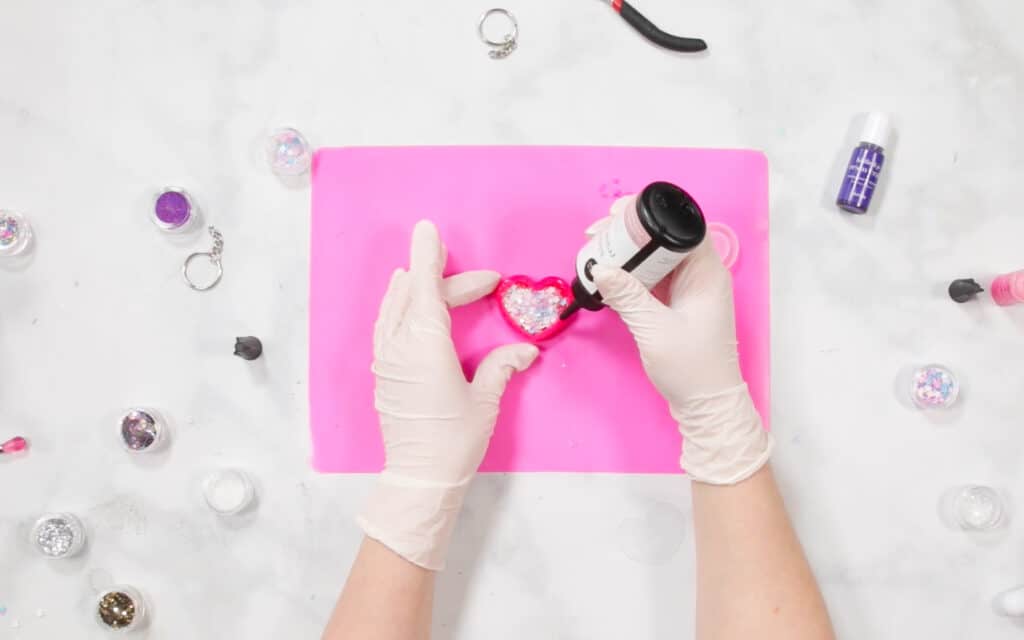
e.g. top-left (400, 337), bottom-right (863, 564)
top-left (561, 181), bottom-right (707, 319)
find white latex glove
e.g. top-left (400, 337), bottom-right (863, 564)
top-left (589, 196), bottom-right (773, 485)
top-left (357, 220), bottom-right (539, 570)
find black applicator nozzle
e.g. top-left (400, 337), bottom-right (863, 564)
top-left (948, 278), bottom-right (985, 303)
top-left (559, 301), bottom-right (582, 321)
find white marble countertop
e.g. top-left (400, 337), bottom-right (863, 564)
top-left (2, 1), bottom-right (1023, 638)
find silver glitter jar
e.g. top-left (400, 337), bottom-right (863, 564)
top-left (118, 408), bottom-right (167, 453)
top-left (31, 513), bottom-right (86, 559)
top-left (95, 585), bottom-right (147, 632)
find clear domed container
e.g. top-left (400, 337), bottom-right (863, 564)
top-left (152, 187), bottom-right (199, 232)
top-left (95, 585), bottom-right (146, 632)
top-left (118, 408), bottom-right (167, 453)
top-left (203, 469), bottom-right (255, 515)
top-left (266, 127), bottom-right (312, 177)
top-left (951, 485), bottom-right (1006, 531)
top-left (0, 210), bottom-right (33, 256)
top-left (909, 364), bottom-right (959, 409)
top-left (31, 512), bottom-right (86, 559)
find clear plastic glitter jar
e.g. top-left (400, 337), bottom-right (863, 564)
top-left (31, 513), bottom-right (86, 559)
top-left (152, 187), bottom-right (198, 232)
top-left (95, 585), bottom-right (146, 632)
top-left (266, 127), bottom-right (313, 177)
top-left (951, 485), bottom-right (1006, 531)
top-left (706, 221), bottom-right (740, 270)
top-left (118, 408), bottom-right (166, 453)
top-left (910, 364), bottom-right (959, 409)
top-left (202, 469), bottom-right (255, 515)
top-left (0, 210), bottom-right (33, 256)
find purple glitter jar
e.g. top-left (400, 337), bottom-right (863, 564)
top-left (119, 408), bottom-right (166, 452)
top-left (152, 188), bottom-right (196, 231)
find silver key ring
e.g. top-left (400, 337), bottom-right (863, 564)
top-left (182, 252), bottom-right (223, 291)
top-left (478, 8), bottom-right (518, 59)
top-left (182, 226), bottom-right (224, 291)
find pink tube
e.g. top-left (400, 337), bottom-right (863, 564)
top-left (991, 269), bottom-right (1024, 306)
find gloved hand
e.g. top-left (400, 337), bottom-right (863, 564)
top-left (589, 196), bottom-right (773, 485)
top-left (358, 220), bottom-right (539, 570)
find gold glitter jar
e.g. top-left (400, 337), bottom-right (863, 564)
top-left (95, 586), bottom-right (146, 632)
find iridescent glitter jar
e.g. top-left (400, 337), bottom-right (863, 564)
top-left (152, 187), bottom-right (198, 232)
top-left (31, 513), bottom-right (86, 559)
top-left (910, 364), bottom-right (960, 409)
top-left (118, 408), bottom-right (166, 453)
top-left (0, 210), bottom-right (33, 256)
top-left (266, 127), bottom-right (313, 177)
top-left (95, 586), bottom-right (146, 632)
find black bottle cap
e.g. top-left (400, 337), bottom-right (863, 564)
top-left (637, 182), bottom-right (707, 252)
top-left (948, 279), bottom-right (984, 303)
top-left (234, 336), bottom-right (263, 360)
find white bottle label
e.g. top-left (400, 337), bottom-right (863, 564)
top-left (575, 205), bottom-right (688, 295)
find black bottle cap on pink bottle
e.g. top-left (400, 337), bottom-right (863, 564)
top-left (948, 278), bottom-right (985, 303)
top-left (233, 336), bottom-right (263, 360)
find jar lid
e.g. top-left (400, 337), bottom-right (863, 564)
top-left (636, 182), bottom-right (706, 251)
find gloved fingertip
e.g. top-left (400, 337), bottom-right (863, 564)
top-left (591, 263), bottom-right (625, 291)
top-left (513, 344), bottom-right (541, 371)
top-left (591, 264), bottom-right (664, 318)
top-left (472, 270), bottom-right (503, 294)
top-left (383, 268), bottom-right (404, 293)
top-left (442, 270), bottom-right (501, 307)
top-left (497, 344), bottom-right (540, 377)
top-left (412, 218), bottom-right (438, 235)
top-left (473, 343), bottom-right (540, 398)
top-left (409, 220), bottom-right (445, 277)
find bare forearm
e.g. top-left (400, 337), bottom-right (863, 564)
top-left (692, 465), bottom-right (834, 640)
top-left (322, 537), bottom-right (435, 640)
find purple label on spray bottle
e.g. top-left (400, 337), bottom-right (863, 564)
top-left (837, 144), bottom-right (884, 214)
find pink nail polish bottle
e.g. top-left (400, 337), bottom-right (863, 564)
top-left (991, 269), bottom-right (1024, 306)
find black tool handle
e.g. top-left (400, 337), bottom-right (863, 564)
top-left (617, 0), bottom-right (707, 52)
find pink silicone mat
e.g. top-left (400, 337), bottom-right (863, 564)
top-left (310, 146), bottom-right (769, 473)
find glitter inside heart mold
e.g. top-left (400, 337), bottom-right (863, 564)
top-left (495, 275), bottom-right (573, 341)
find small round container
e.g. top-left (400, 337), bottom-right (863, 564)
top-left (952, 485), bottom-right (1006, 531)
top-left (31, 513), bottom-right (86, 559)
top-left (152, 187), bottom-right (198, 232)
top-left (0, 210), bottom-right (33, 256)
top-left (707, 222), bottom-right (740, 270)
top-left (203, 469), bottom-right (255, 515)
top-left (118, 408), bottom-right (166, 453)
top-left (910, 364), bottom-right (959, 409)
top-left (266, 127), bottom-right (312, 177)
top-left (95, 585), bottom-right (146, 632)
top-left (993, 585), bottom-right (1024, 617)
